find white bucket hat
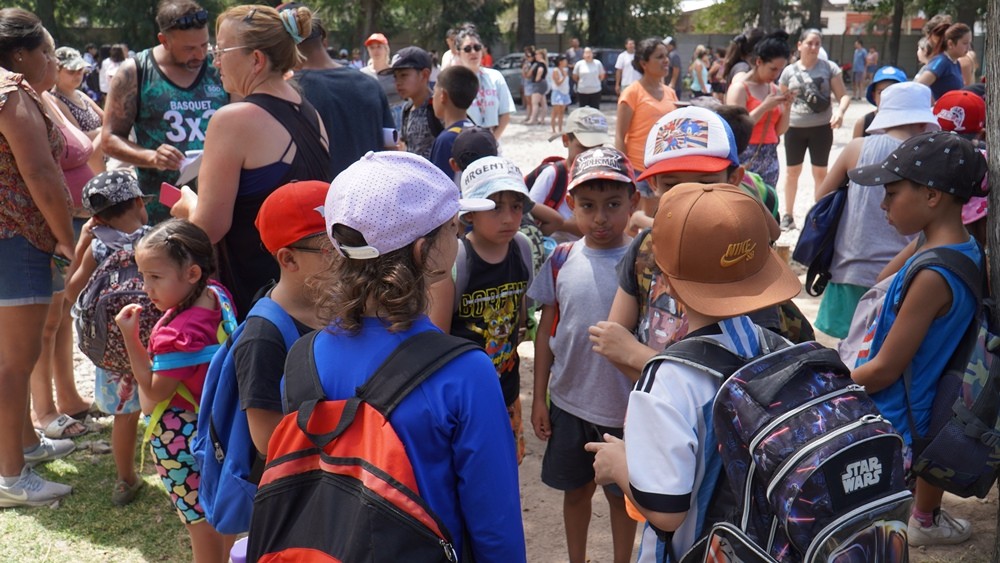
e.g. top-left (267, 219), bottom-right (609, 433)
top-left (866, 82), bottom-right (941, 135)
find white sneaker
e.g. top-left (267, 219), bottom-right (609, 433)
top-left (23, 432), bottom-right (75, 468)
top-left (907, 509), bottom-right (972, 546)
top-left (0, 466), bottom-right (72, 508)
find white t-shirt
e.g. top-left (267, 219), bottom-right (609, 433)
top-left (615, 51), bottom-right (639, 88)
top-left (573, 59), bottom-right (605, 94)
top-left (441, 49), bottom-right (457, 69)
top-left (466, 67), bottom-right (515, 128)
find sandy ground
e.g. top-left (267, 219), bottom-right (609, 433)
top-left (64, 99), bottom-right (997, 561)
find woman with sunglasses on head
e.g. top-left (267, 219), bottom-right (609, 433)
top-left (457, 27), bottom-right (515, 141)
top-left (171, 4), bottom-right (331, 319)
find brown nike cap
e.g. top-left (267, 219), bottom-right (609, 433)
top-left (651, 183), bottom-right (801, 318)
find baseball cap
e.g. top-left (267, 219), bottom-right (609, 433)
top-left (567, 147), bottom-right (635, 191)
top-left (865, 82), bottom-right (939, 135)
top-left (365, 33), bottom-right (388, 46)
top-left (933, 90), bottom-right (985, 134)
top-left (255, 180), bottom-right (329, 254)
top-left (651, 183), bottom-right (801, 318)
top-left (548, 107), bottom-right (608, 147)
top-left (379, 46), bottom-right (432, 75)
top-left (81, 170), bottom-right (151, 215)
top-left (55, 46), bottom-right (89, 71)
top-left (637, 107), bottom-right (740, 182)
top-left (962, 197), bottom-right (988, 225)
top-left (452, 127), bottom-right (498, 170)
top-left (460, 156), bottom-right (534, 216)
top-left (325, 151), bottom-right (494, 259)
top-left (865, 65), bottom-right (906, 105)
top-left (848, 131), bottom-right (987, 199)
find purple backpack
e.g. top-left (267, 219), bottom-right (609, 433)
top-left (670, 339), bottom-right (911, 562)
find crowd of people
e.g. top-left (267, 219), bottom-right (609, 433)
top-left (0, 0), bottom-right (991, 561)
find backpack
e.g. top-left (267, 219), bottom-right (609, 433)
top-left (547, 241), bottom-right (574, 337)
top-left (191, 297), bottom-right (301, 535)
top-left (896, 247), bottom-right (1000, 498)
top-left (659, 336), bottom-right (910, 562)
top-left (524, 156), bottom-right (568, 210)
top-left (247, 330), bottom-right (481, 562)
top-left (792, 181), bottom-right (848, 297)
top-left (74, 226), bottom-right (161, 374)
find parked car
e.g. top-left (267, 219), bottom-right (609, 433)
top-left (494, 52), bottom-right (559, 104)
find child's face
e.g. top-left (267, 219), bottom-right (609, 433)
top-left (467, 191), bottom-right (524, 246)
top-left (881, 179), bottom-right (929, 236)
top-left (426, 214), bottom-right (461, 283)
top-left (393, 68), bottom-right (428, 101)
top-left (649, 169), bottom-right (730, 197)
top-left (135, 247), bottom-right (200, 312)
top-left (567, 182), bottom-right (639, 249)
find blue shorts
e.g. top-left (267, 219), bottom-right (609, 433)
top-left (551, 90), bottom-right (571, 106)
top-left (0, 236), bottom-right (53, 306)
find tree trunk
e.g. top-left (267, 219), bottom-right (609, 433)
top-left (886, 0), bottom-right (904, 66)
top-left (956, 3), bottom-right (978, 31)
top-left (517, 0), bottom-right (536, 48)
top-left (989, 3), bottom-right (1000, 558)
top-left (759, 0), bottom-right (774, 30)
top-left (806, 0), bottom-right (823, 29)
top-left (35, 0), bottom-right (58, 40)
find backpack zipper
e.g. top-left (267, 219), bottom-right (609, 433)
top-left (802, 488), bottom-right (912, 561)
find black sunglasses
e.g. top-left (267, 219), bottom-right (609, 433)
top-left (462, 44), bottom-right (483, 53)
top-left (168, 9), bottom-right (209, 30)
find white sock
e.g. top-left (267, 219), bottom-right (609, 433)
top-left (0, 474), bottom-right (21, 487)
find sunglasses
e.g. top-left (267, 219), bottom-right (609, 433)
top-left (462, 44), bottom-right (483, 53)
top-left (167, 9), bottom-right (209, 30)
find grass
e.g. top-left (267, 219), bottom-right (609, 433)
top-left (0, 417), bottom-right (192, 562)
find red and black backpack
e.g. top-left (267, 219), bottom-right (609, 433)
top-left (523, 156), bottom-right (569, 210)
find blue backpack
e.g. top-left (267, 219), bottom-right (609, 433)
top-left (192, 297), bottom-right (301, 535)
top-left (792, 181), bottom-right (848, 297)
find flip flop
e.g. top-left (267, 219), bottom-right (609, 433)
top-left (40, 414), bottom-right (89, 439)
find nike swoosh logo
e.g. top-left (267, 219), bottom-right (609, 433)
top-left (720, 252), bottom-right (753, 267)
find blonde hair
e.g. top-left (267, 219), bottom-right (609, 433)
top-left (216, 4), bottom-right (311, 73)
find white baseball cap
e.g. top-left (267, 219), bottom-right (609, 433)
top-left (460, 156), bottom-right (533, 217)
top-left (325, 151), bottom-right (494, 259)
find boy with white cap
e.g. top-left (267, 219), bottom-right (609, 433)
top-left (429, 156), bottom-right (535, 463)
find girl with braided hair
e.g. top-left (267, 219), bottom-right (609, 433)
top-left (115, 218), bottom-right (236, 562)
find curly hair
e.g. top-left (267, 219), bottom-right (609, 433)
top-left (316, 223), bottom-right (447, 335)
top-left (138, 219), bottom-right (217, 325)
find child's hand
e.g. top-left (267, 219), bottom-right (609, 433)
top-left (585, 434), bottom-right (626, 487)
top-left (115, 303), bottom-right (144, 335)
top-left (627, 210), bottom-right (652, 237)
top-left (531, 397), bottom-right (551, 441)
top-left (589, 321), bottom-right (634, 364)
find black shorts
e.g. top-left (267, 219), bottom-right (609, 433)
top-left (541, 401), bottom-right (624, 494)
top-left (577, 92), bottom-right (601, 110)
top-left (784, 124), bottom-right (834, 167)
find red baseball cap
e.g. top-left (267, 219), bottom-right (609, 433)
top-left (365, 33), bottom-right (388, 46)
top-left (255, 180), bottom-right (330, 254)
top-left (933, 90), bottom-right (985, 134)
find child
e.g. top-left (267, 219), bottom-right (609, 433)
top-left (115, 219), bottom-right (234, 562)
top-left (383, 46), bottom-right (435, 159)
top-left (528, 146), bottom-right (640, 563)
top-left (276, 151), bottom-right (526, 560)
top-left (853, 66), bottom-right (906, 138)
top-left (65, 170), bottom-right (153, 506)
top-left (429, 156), bottom-right (535, 463)
top-left (587, 182), bottom-right (802, 560)
top-left (549, 55), bottom-right (570, 134)
top-left (430, 64), bottom-right (479, 177)
top-left (849, 131), bottom-right (987, 547)
top-left (236, 180), bottom-right (332, 456)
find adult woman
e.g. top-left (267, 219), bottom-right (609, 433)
top-left (615, 38), bottom-right (678, 214)
top-left (458, 27), bottom-right (515, 140)
top-left (725, 31), bottom-right (792, 187)
top-left (525, 49), bottom-right (548, 125)
top-left (549, 55), bottom-right (570, 134)
top-left (174, 4), bottom-right (331, 317)
top-left (0, 8), bottom-right (76, 505)
top-left (688, 45), bottom-right (710, 98)
top-left (51, 46), bottom-right (104, 174)
top-left (708, 47), bottom-right (727, 101)
top-left (723, 28), bottom-right (764, 84)
top-left (98, 43), bottom-right (125, 99)
top-left (777, 28), bottom-right (850, 231)
top-left (519, 45), bottom-right (534, 111)
top-left (572, 47), bottom-right (606, 110)
top-left (916, 23), bottom-right (971, 101)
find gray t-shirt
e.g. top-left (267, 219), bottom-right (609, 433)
top-left (527, 241), bottom-right (632, 427)
top-left (779, 59), bottom-right (840, 128)
top-left (831, 134), bottom-right (914, 287)
top-left (573, 59), bottom-right (605, 95)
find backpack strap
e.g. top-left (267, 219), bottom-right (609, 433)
top-left (141, 382), bottom-right (198, 468)
top-left (149, 284), bottom-right (239, 371)
top-left (452, 237), bottom-right (474, 313)
top-left (283, 329), bottom-right (326, 413)
top-left (549, 242), bottom-right (574, 337)
top-left (543, 160), bottom-right (569, 209)
top-left (246, 297), bottom-right (301, 349)
top-left (291, 331), bottom-right (481, 449)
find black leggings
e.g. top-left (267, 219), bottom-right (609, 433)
top-left (784, 124), bottom-right (833, 167)
top-left (577, 91), bottom-right (601, 110)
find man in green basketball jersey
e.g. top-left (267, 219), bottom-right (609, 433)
top-left (102, 0), bottom-right (228, 224)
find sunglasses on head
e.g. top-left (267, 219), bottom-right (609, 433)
top-left (168, 9), bottom-right (209, 30)
top-left (462, 44), bottom-right (483, 53)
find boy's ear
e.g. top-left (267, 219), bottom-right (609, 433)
top-left (629, 187), bottom-right (641, 211)
top-left (421, 68), bottom-right (431, 81)
top-left (274, 247), bottom-right (299, 271)
top-left (727, 166), bottom-right (745, 187)
top-left (566, 192), bottom-right (576, 211)
top-left (449, 158), bottom-right (461, 173)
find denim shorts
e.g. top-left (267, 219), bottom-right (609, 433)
top-left (551, 90), bottom-right (571, 106)
top-left (0, 236), bottom-right (53, 306)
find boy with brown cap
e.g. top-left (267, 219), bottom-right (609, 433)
top-left (587, 182), bottom-right (801, 561)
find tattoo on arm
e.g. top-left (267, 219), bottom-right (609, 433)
top-left (106, 61), bottom-right (137, 139)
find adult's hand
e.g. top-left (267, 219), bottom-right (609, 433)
top-left (149, 143), bottom-right (184, 170)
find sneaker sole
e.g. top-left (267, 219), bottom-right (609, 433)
top-left (0, 492), bottom-right (71, 508)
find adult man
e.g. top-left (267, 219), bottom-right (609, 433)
top-left (361, 32), bottom-right (404, 130)
top-left (615, 38), bottom-right (638, 95)
top-left (565, 37), bottom-right (582, 66)
top-left (102, 0), bottom-right (227, 224)
top-left (295, 16), bottom-right (395, 177)
top-left (663, 36), bottom-right (682, 97)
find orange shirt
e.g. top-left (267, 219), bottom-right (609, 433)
top-left (743, 82), bottom-right (781, 145)
top-left (619, 82), bottom-right (678, 171)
